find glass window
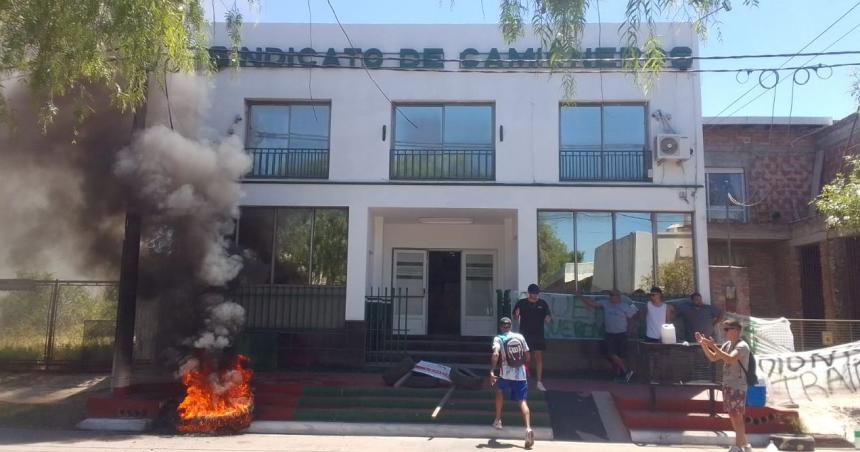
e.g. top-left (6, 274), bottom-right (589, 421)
top-left (247, 104), bottom-right (330, 149)
top-left (236, 208), bottom-right (275, 285)
top-left (706, 170), bottom-right (748, 222)
top-left (576, 212), bottom-right (614, 293)
top-left (310, 209), bottom-right (348, 285)
top-left (614, 212), bottom-right (654, 294)
top-left (655, 213), bottom-right (695, 298)
top-left (536, 210), bottom-right (695, 297)
top-left (394, 106), bottom-right (443, 149)
top-left (237, 207), bottom-right (348, 286)
top-left (537, 212), bottom-right (576, 292)
top-left (560, 104), bottom-right (648, 181)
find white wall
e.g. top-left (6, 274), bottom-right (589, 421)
top-left (197, 22), bottom-right (713, 313)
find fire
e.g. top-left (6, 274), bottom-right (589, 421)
top-left (177, 354), bottom-right (254, 433)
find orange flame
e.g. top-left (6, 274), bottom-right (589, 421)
top-left (177, 354), bottom-right (253, 433)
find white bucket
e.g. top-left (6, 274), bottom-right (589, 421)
top-left (660, 324), bottom-right (676, 344)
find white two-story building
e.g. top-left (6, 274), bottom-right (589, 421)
top-left (202, 23), bottom-right (708, 368)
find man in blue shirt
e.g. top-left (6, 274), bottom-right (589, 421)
top-left (581, 290), bottom-right (638, 382)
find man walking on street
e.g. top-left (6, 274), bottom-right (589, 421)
top-left (513, 283), bottom-right (552, 391)
top-left (490, 316), bottom-right (534, 449)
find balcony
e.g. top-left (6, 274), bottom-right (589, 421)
top-left (560, 147), bottom-right (652, 182)
top-left (390, 148), bottom-right (495, 181)
top-left (246, 147), bottom-right (329, 179)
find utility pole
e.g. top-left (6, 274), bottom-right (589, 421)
top-left (111, 94), bottom-right (146, 396)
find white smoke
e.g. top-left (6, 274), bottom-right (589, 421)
top-left (190, 293), bottom-right (246, 350)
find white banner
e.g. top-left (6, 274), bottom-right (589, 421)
top-left (757, 341), bottom-right (860, 402)
top-left (413, 360), bottom-right (452, 382)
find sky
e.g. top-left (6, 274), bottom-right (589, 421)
top-left (205, 0), bottom-right (860, 121)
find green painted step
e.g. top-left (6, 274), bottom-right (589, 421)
top-left (302, 386), bottom-right (547, 401)
top-left (291, 407), bottom-right (551, 427)
top-left (295, 396), bottom-right (548, 412)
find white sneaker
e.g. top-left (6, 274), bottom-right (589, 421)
top-left (536, 381), bottom-right (546, 391)
top-left (727, 446), bottom-right (742, 452)
top-left (744, 445), bottom-right (753, 452)
top-left (492, 419), bottom-right (503, 430)
top-left (525, 429), bottom-right (535, 449)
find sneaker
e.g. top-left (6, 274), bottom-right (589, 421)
top-left (625, 370), bottom-right (634, 383)
top-left (727, 446), bottom-right (742, 452)
top-left (492, 419), bottom-right (503, 430)
top-left (525, 429), bottom-right (535, 449)
top-left (536, 381), bottom-right (546, 392)
top-left (743, 445), bottom-right (753, 452)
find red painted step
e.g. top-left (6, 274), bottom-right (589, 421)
top-left (618, 410), bottom-right (798, 434)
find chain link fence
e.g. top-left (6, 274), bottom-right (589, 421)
top-left (0, 279), bottom-right (118, 371)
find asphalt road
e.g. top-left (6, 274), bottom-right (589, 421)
top-left (0, 428), bottom-right (851, 452)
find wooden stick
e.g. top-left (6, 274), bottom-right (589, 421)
top-left (431, 386), bottom-right (456, 420)
top-left (393, 370), bottom-right (413, 388)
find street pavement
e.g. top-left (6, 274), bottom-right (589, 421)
top-left (0, 428), bottom-right (851, 452)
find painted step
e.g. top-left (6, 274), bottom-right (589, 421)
top-left (618, 410), bottom-right (799, 434)
top-left (300, 386), bottom-right (547, 401)
top-left (405, 340), bottom-right (491, 352)
top-left (280, 396), bottom-right (548, 412)
top-left (290, 407), bottom-right (551, 426)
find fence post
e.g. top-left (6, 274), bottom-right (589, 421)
top-left (43, 280), bottom-right (60, 370)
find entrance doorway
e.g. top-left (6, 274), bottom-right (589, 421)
top-left (799, 244), bottom-right (825, 319)
top-left (428, 251), bottom-right (461, 336)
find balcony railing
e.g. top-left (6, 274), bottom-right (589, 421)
top-left (560, 147), bottom-right (652, 182)
top-left (246, 147), bottom-right (329, 179)
top-left (390, 148), bottom-right (495, 181)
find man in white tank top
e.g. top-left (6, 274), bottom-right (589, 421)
top-left (644, 286), bottom-right (674, 342)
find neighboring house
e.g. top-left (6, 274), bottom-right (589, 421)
top-left (192, 23), bottom-right (709, 368)
top-left (703, 115), bottom-right (860, 320)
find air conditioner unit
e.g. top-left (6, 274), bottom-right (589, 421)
top-left (655, 134), bottom-right (690, 161)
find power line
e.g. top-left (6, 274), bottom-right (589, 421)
top-left (712, 0), bottom-right (860, 118)
top-left (724, 20), bottom-right (860, 118)
top-left (323, 0), bottom-right (416, 128)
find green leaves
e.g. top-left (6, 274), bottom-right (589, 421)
top-left (815, 154), bottom-right (860, 234)
top-left (0, 0), bottom-right (215, 130)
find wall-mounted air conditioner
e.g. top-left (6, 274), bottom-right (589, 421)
top-left (655, 134), bottom-right (691, 162)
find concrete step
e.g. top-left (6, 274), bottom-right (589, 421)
top-left (247, 420), bottom-right (555, 440)
top-left (254, 395), bottom-right (548, 413)
top-left (289, 407), bottom-right (551, 427)
top-left (618, 409), bottom-right (799, 434)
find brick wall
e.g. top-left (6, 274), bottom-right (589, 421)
top-left (708, 265), bottom-right (750, 315)
top-left (704, 124), bottom-right (821, 224)
top-left (816, 113), bottom-right (860, 183)
top-left (774, 243), bottom-right (804, 318)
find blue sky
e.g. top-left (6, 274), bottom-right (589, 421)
top-left (206, 0), bottom-right (860, 120)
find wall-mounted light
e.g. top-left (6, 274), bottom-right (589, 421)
top-left (382, 125), bottom-right (387, 141)
top-left (499, 125), bottom-right (504, 142)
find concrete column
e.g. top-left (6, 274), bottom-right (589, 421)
top-left (516, 206), bottom-right (538, 294)
top-left (371, 216), bottom-right (384, 288)
top-left (345, 206), bottom-right (369, 321)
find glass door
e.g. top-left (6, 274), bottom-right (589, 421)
top-left (461, 251), bottom-right (497, 336)
top-left (393, 249), bottom-right (427, 335)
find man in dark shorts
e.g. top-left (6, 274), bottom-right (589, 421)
top-left (513, 283), bottom-right (551, 391)
top-left (581, 290), bottom-right (638, 382)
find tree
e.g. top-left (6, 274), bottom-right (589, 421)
top-left (537, 221), bottom-right (583, 288)
top-left (0, 0), bottom-right (256, 130)
top-left (815, 155), bottom-right (860, 233)
top-left (640, 259), bottom-right (695, 297)
top-left (499, 0), bottom-right (758, 93)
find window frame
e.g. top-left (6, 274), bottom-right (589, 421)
top-left (558, 102), bottom-right (651, 182)
top-left (705, 167), bottom-right (749, 223)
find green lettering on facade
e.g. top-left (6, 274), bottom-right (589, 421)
top-left (423, 48), bottom-right (444, 68)
top-left (264, 47), bottom-right (285, 66)
top-left (400, 48), bottom-right (420, 68)
top-left (344, 48), bottom-right (362, 67)
top-left (670, 46), bottom-right (693, 70)
top-left (322, 48), bottom-right (341, 66)
top-left (485, 48), bottom-right (503, 68)
top-left (594, 47), bottom-right (617, 68)
top-left (298, 47), bottom-right (317, 66)
top-left (459, 48), bottom-right (479, 68)
top-left (364, 48), bottom-right (384, 68)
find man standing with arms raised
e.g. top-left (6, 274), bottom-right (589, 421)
top-left (513, 283), bottom-right (552, 391)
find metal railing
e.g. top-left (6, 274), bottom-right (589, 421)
top-left (232, 285), bottom-right (346, 330)
top-left (390, 148), bottom-right (495, 180)
top-left (364, 287), bottom-right (409, 364)
top-left (786, 318), bottom-right (860, 351)
top-left (0, 279), bottom-right (118, 371)
top-left (245, 147), bottom-right (329, 179)
top-left (560, 148), bottom-right (652, 182)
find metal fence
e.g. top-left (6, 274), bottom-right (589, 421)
top-left (232, 285), bottom-right (346, 330)
top-left (245, 147), bottom-right (329, 179)
top-left (364, 287), bottom-right (410, 364)
top-left (560, 148), bottom-right (652, 182)
top-left (390, 148), bottom-right (495, 180)
top-left (0, 279), bottom-right (118, 371)
top-left (786, 318), bottom-right (860, 351)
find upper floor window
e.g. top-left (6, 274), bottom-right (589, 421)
top-left (706, 169), bottom-right (748, 222)
top-left (391, 104), bottom-right (494, 180)
top-left (245, 102), bottom-right (331, 179)
top-left (559, 104), bottom-right (650, 182)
